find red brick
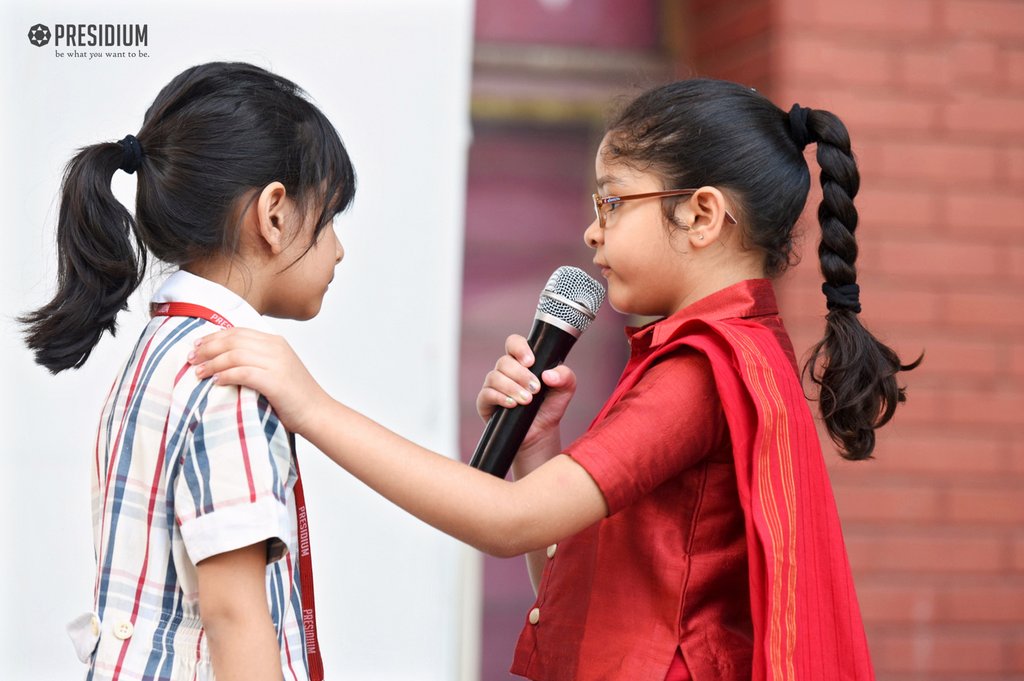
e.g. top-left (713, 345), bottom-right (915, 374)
top-left (1012, 342), bottom-right (1024, 379)
top-left (1007, 49), bottom-right (1024, 90)
top-left (1007, 145), bottom-right (1024, 186)
top-left (945, 192), bottom-right (1024, 234)
top-left (898, 46), bottom-right (950, 91)
top-left (875, 141), bottom-right (998, 186)
top-left (873, 631), bottom-right (1007, 673)
top-left (813, 0), bottom-right (935, 35)
top-left (943, 290), bottom-right (1024, 330)
top-left (945, 93), bottom-right (1024, 136)
top-left (857, 583), bottom-right (937, 623)
top-left (1015, 536), bottom-right (1024, 570)
top-left (868, 431), bottom-right (1005, 475)
top-left (1013, 635), bottom-right (1024, 674)
top-left (1011, 439), bottom-right (1024, 476)
top-left (940, 583), bottom-right (1024, 623)
top-left (947, 486), bottom-right (1024, 524)
top-left (802, 87), bottom-right (937, 136)
top-left (833, 481), bottom-right (941, 522)
top-left (950, 39), bottom-right (1002, 87)
top-left (856, 185), bottom-right (941, 232)
top-left (874, 238), bottom-right (999, 280)
top-left (944, 387), bottom-right (1024, 427)
top-left (859, 286), bottom-right (941, 327)
top-left (1003, 143), bottom-right (1024, 186)
top-left (845, 533), bottom-right (1004, 573)
top-left (779, 36), bottom-right (894, 87)
top-left (1010, 245), bottom-right (1024, 283)
top-left (945, 0), bottom-right (1024, 39)
top-left (904, 336), bottom-right (1001, 378)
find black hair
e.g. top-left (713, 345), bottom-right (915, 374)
top-left (605, 78), bottom-right (919, 460)
top-left (21, 61), bottom-right (356, 374)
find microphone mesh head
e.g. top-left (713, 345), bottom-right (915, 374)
top-left (536, 266), bottom-right (606, 334)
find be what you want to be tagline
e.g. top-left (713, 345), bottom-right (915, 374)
top-left (27, 23), bottom-right (151, 60)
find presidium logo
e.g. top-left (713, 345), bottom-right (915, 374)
top-left (26, 22), bottom-right (150, 59)
top-left (27, 24), bottom-right (51, 46)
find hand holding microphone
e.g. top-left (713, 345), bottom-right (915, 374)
top-left (470, 266), bottom-right (605, 478)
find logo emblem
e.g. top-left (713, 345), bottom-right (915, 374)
top-left (27, 24), bottom-right (51, 47)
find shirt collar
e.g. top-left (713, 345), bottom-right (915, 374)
top-left (152, 270), bottom-right (273, 332)
top-left (627, 279), bottom-right (779, 351)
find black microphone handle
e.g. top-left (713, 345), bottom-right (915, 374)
top-left (469, 319), bottom-right (579, 478)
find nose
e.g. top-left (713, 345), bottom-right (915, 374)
top-left (583, 216), bottom-right (602, 249)
top-left (330, 225), bottom-right (344, 264)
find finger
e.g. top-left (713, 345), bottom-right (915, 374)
top-left (494, 356), bottom-right (542, 394)
top-left (193, 348), bottom-right (269, 380)
top-left (477, 386), bottom-right (519, 412)
top-left (190, 330), bottom-right (279, 364)
top-left (203, 366), bottom-right (262, 389)
top-left (482, 371), bottom-right (534, 406)
top-left (503, 334), bottom-right (534, 367)
top-left (541, 365), bottom-right (576, 391)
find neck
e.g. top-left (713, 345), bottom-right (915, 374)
top-left (184, 258), bottom-right (268, 314)
top-left (672, 250), bottom-right (765, 313)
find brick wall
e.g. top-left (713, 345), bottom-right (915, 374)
top-left (688, 0), bottom-right (1024, 678)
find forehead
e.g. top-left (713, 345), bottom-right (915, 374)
top-left (595, 139), bottom-right (662, 191)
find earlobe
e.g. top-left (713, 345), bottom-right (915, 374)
top-left (255, 181), bottom-right (289, 254)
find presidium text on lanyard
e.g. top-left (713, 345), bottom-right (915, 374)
top-left (151, 301), bottom-right (326, 681)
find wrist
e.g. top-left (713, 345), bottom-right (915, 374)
top-left (511, 432), bottom-right (562, 479)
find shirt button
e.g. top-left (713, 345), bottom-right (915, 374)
top-left (113, 621), bottom-right (134, 640)
top-left (546, 543), bottom-right (557, 559)
top-left (90, 615), bottom-right (100, 637)
top-left (528, 607), bottom-right (540, 625)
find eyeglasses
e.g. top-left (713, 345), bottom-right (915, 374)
top-left (591, 189), bottom-right (738, 229)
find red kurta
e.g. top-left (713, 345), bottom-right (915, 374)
top-left (510, 279), bottom-right (873, 681)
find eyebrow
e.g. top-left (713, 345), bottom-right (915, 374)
top-left (596, 174), bottom-right (623, 191)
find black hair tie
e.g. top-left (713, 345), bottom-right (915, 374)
top-left (118, 134), bottom-right (144, 174)
top-left (822, 282), bottom-right (861, 314)
top-left (788, 104), bottom-right (813, 151)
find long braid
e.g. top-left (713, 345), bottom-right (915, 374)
top-left (803, 108), bottom-right (921, 459)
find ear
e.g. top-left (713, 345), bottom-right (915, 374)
top-left (254, 181), bottom-right (291, 255)
top-left (681, 186), bottom-right (731, 248)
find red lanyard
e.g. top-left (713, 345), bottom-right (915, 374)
top-left (152, 301), bottom-right (325, 681)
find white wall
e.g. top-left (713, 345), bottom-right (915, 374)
top-left (0, 1), bottom-right (478, 679)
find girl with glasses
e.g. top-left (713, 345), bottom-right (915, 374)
top-left (190, 78), bottom-right (917, 680)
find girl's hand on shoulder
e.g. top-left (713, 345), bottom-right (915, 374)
top-left (190, 328), bottom-right (327, 436)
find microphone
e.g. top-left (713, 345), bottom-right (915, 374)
top-left (469, 266), bottom-right (605, 478)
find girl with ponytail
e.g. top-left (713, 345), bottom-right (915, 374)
top-left (23, 62), bottom-right (355, 681)
top-left (190, 78), bottom-right (917, 680)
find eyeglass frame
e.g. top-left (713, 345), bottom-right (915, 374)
top-left (591, 189), bottom-right (738, 229)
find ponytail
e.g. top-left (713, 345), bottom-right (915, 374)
top-left (800, 107), bottom-right (921, 460)
top-left (22, 62), bottom-right (356, 375)
top-left (21, 140), bottom-right (146, 373)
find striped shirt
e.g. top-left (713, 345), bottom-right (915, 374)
top-left (70, 271), bottom-right (311, 681)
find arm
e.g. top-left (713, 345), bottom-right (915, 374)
top-left (291, 399), bottom-right (604, 557)
top-left (196, 542), bottom-right (281, 681)
top-left (191, 330), bottom-right (608, 557)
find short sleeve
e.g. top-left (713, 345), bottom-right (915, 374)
top-left (566, 349), bottom-right (727, 515)
top-left (175, 382), bottom-right (294, 565)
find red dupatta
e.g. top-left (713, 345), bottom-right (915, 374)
top-left (640, 316), bottom-right (874, 681)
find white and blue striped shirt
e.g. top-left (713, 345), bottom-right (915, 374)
top-left (70, 271), bottom-right (312, 681)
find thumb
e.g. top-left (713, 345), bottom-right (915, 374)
top-left (541, 365), bottom-right (576, 394)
